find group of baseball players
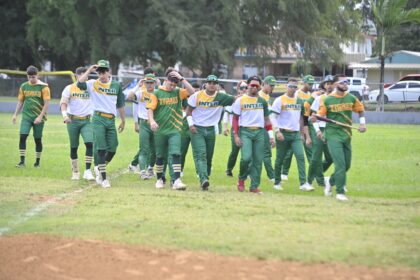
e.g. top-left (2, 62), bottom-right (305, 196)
top-left (12, 60), bottom-right (366, 201)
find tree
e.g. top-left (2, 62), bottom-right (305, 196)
top-left (0, 0), bottom-right (37, 69)
top-left (369, 0), bottom-right (420, 111)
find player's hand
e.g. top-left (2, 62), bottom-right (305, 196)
top-left (63, 116), bottom-right (71, 124)
top-left (137, 79), bottom-right (144, 87)
top-left (150, 121), bottom-right (159, 132)
top-left (134, 122), bottom-right (139, 133)
top-left (316, 131), bottom-right (324, 141)
top-left (276, 131), bottom-right (284, 142)
top-left (223, 128), bottom-right (229, 136)
top-left (359, 124), bottom-right (366, 133)
top-left (118, 120), bottom-right (125, 133)
top-left (168, 71), bottom-right (183, 81)
top-left (270, 137), bottom-right (275, 148)
top-left (234, 134), bottom-right (242, 147)
top-left (305, 136), bottom-right (312, 147)
top-left (34, 116), bottom-right (42, 125)
top-left (189, 125), bottom-right (197, 134)
top-left (89, 64), bottom-right (99, 72)
top-left (12, 115), bottom-right (17, 125)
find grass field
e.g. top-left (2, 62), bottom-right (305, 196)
top-left (0, 113), bottom-right (419, 270)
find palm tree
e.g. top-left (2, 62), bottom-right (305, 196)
top-left (369, 0), bottom-right (420, 111)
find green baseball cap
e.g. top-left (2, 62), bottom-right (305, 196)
top-left (144, 73), bottom-right (156, 83)
top-left (263, 75), bottom-right (276, 86)
top-left (206, 75), bottom-right (218, 83)
top-left (303, 75), bottom-right (315, 84)
top-left (97, 59), bottom-right (110, 69)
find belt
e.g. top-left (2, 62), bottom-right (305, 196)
top-left (242, 126), bottom-right (261, 130)
top-left (69, 115), bottom-right (90, 120)
top-left (95, 111), bottom-right (115, 119)
top-left (195, 125), bottom-right (214, 129)
top-left (279, 128), bottom-right (296, 133)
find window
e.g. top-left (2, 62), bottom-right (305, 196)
top-left (408, 83), bottom-right (420, 88)
top-left (390, 83), bottom-right (406, 89)
top-left (352, 79), bottom-right (362, 85)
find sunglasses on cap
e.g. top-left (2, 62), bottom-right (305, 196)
top-left (248, 84), bottom-right (260, 88)
top-left (338, 79), bottom-right (349, 85)
top-left (287, 84), bottom-right (298, 89)
top-left (207, 81), bottom-right (218, 85)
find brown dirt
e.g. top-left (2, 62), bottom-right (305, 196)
top-left (0, 234), bottom-right (418, 280)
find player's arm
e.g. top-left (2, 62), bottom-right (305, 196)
top-left (169, 71), bottom-right (195, 96)
top-left (60, 86), bottom-right (71, 123)
top-left (146, 94), bottom-right (159, 131)
top-left (116, 85), bottom-right (126, 133)
top-left (34, 87), bottom-right (51, 125)
top-left (186, 106), bottom-right (197, 134)
top-left (78, 64), bottom-right (98, 84)
top-left (353, 98), bottom-right (366, 133)
top-left (222, 108), bottom-right (230, 136)
top-left (12, 101), bottom-right (23, 125)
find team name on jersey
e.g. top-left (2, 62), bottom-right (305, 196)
top-left (329, 103), bottom-right (353, 112)
top-left (283, 104), bottom-right (301, 110)
top-left (243, 103), bottom-right (263, 110)
top-left (23, 91), bottom-right (42, 97)
top-left (71, 92), bottom-right (90, 99)
top-left (159, 97), bottom-right (178, 105)
top-left (198, 100), bottom-right (220, 107)
top-left (97, 87), bottom-right (117, 95)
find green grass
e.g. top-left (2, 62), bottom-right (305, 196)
top-left (0, 113), bottom-right (419, 269)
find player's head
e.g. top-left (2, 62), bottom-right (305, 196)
top-left (302, 75), bottom-right (315, 90)
top-left (333, 74), bottom-right (348, 92)
top-left (165, 67), bottom-right (179, 90)
top-left (246, 76), bottom-right (262, 96)
top-left (236, 80), bottom-right (247, 96)
top-left (206, 75), bottom-right (218, 93)
top-left (286, 78), bottom-right (299, 95)
top-left (26, 65), bottom-right (39, 84)
top-left (144, 73), bottom-right (156, 91)
top-left (75, 66), bottom-right (87, 77)
top-left (322, 75), bottom-right (335, 93)
top-left (96, 59), bottom-right (111, 82)
top-left (262, 75), bottom-right (276, 94)
top-left (192, 83), bottom-right (201, 92)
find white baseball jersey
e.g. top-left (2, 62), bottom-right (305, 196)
top-left (311, 94), bottom-right (327, 128)
top-left (61, 83), bottom-right (93, 116)
top-left (232, 95), bottom-right (268, 128)
top-left (271, 95), bottom-right (304, 131)
top-left (188, 90), bottom-right (234, 126)
top-left (134, 85), bottom-right (153, 120)
top-left (82, 79), bottom-right (124, 116)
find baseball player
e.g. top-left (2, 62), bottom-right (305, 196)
top-left (77, 60), bottom-right (126, 188)
top-left (315, 74), bottom-right (366, 201)
top-left (232, 76), bottom-right (275, 194)
top-left (147, 68), bottom-right (195, 190)
top-left (186, 75), bottom-right (235, 190)
top-left (60, 66), bottom-right (95, 181)
top-left (271, 78), bottom-right (312, 191)
top-left (12, 66), bottom-right (50, 168)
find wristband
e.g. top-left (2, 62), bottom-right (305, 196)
top-left (312, 122), bottom-right (320, 132)
top-left (62, 110), bottom-right (67, 118)
top-left (359, 117), bottom-right (366, 125)
top-left (187, 116), bottom-right (194, 127)
top-left (268, 130), bottom-right (274, 139)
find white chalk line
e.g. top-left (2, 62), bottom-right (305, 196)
top-left (0, 168), bottom-right (130, 236)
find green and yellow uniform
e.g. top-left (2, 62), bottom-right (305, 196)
top-left (18, 81), bottom-right (50, 138)
top-left (318, 92), bottom-right (364, 194)
top-left (147, 86), bottom-right (189, 181)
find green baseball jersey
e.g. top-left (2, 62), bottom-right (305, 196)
top-left (318, 92), bottom-right (364, 141)
top-left (147, 86), bottom-right (189, 134)
top-left (18, 81), bottom-right (51, 122)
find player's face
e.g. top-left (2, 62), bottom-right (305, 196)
top-left (145, 82), bottom-right (155, 92)
top-left (286, 82), bottom-right (298, 95)
top-left (336, 77), bottom-right (349, 92)
top-left (27, 75), bottom-right (38, 84)
top-left (247, 81), bottom-right (260, 96)
top-left (237, 84), bottom-right (247, 96)
top-left (97, 68), bottom-right (111, 82)
top-left (325, 82), bottom-right (334, 93)
top-left (206, 81), bottom-right (218, 92)
top-left (263, 83), bottom-right (274, 94)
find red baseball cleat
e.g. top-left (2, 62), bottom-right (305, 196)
top-left (237, 179), bottom-right (245, 192)
top-left (249, 188), bottom-right (263, 194)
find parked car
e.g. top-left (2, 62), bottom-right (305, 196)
top-left (347, 77), bottom-right (369, 101)
top-left (384, 74), bottom-right (420, 88)
top-left (368, 81), bottom-right (420, 103)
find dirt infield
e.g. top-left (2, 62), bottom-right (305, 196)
top-left (0, 234), bottom-right (418, 280)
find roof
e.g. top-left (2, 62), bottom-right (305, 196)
top-left (349, 50), bottom-right (420, 69)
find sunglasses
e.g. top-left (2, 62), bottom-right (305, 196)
top-left (239, 86), bottom-right (248, 90)
top-left (338, 80), bottom-right (349, 85)
top-left (287, 84), bottom-right (298, 89)
top-left (248, 84), bottom-right (260, 88)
